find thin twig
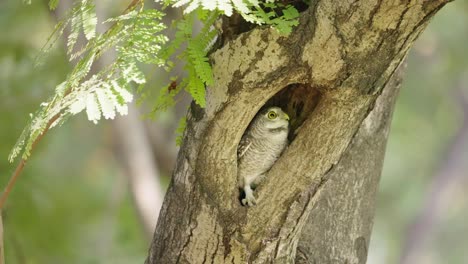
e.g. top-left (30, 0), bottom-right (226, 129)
top-left (0, 113), bottom-right (61, 210)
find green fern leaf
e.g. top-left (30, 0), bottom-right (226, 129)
top-left (81, 0), bottom-right (97, 40)
top-left (68, 9), bottom-right (82, 55)
top-left (186, 64), bottom-right (206, 107)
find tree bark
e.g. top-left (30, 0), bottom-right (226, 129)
top-left (295, 61), bottom-right (405, 264)
top-left (147, 1), bottom-right (451, 263)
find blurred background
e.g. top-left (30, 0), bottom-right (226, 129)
top-left (0, 0), bottom-right (467, 263)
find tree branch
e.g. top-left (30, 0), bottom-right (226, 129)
top-left (0, 113), bottom-right (60, 209)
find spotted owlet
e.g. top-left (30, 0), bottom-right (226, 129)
top-left (237, 106), bottom-right (290, 206)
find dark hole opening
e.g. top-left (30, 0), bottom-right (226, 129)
top-left (237, 83), bottom-right (321, 206)
top-left (263, 83), bottom-right (322, 141)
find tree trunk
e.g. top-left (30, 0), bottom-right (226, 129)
top-left (295, 61), bottom-right (404, 264)
top-left (147, 1), bottom-right (451, 263)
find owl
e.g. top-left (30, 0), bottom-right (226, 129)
top-left (237, 106), bottom-right (290, 206)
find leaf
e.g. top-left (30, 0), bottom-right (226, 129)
top-left (8, 123), bottom-right (31, 162)
top-left (68, 51), bottom-right (96, 86)
top-left (95, 88), bottom-right (116, 120)
top-left (217, 0), bottom-right (233, 16)
top-left (85, 92), bottom-right (101, 124)
top-left (159, 17), bottom-right (192, 61)
top-left (232, 0), bottom-right (249, 14)
top-left (282, 4), bottom-right (299, 20)
top-left (186, 65), bottom-right (206, 107)
top-left (68, 10), bottom-right (81, 55)
top-left (185, 0), bottom-right (202, 13)
top-left (114, 81), bottom-right (133, 102)
top-left (69, 91), bottom-right (87, 114)
top-left (81, 0), bottom-right (97, 40)
top-left (173, 0), bottom-right (192, 8)
top-left (49, 0), bottom-right (60, 10)
top-left (201, 0), bottom-right (216, 10)
top-left (120, 61), bottom-right (146, 84)
top-left (174, 0), bottom-right (235, 15)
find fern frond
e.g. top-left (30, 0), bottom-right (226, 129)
top-left (159, 15), bottom-right (193, 61)
top-left (66, 0), bottom-right (97, 56)
top-left (68, 11), bottom-right (81, 55)
top-left (35, 19), bottom-right (70, 66)
top-left (186, 64), bottom-right (206, 107)
top-left (187, 40), bottom-right (213, 86)
top-left (13, 0), bottom-right (299, 162)
top-left (168, 0), bottom-right (299, 34)
top-left (8, 122), bottom-right (31, 163)
top-left (80, 0), bottom-right (97, 40)
top-left (85, 92), bottom-right (101, 124)
top-left (9, 2), bottom-right (168, 162)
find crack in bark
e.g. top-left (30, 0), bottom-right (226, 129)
top-left (210, 229), bottom-right (220, 264)
top-left (283, 191), bottom-right (314, 246)
top-left (368, 0), bottom-right (384, 27)
top-left (335, 0), bottom-right (361, 25)
top-left (175, 191), bottom-right (199, 264)
top-left (395, 2), bottom-right (412, 31)
top-left (330, 20), bottom-right (351, 87)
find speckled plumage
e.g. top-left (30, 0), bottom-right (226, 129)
top-left (237, 106), bottom-right (289, 206)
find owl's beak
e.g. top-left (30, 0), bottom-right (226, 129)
top-left (284, 113), bottom-right (290, 121)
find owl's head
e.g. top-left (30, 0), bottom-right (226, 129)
top-left (258, 106), bottom-right (290, 131)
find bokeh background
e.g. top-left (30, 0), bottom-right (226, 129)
top-left (0, 1), bottom-right (467, 263)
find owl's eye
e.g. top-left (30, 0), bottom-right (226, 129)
top-left (267, 111), bottom-right (278, 119)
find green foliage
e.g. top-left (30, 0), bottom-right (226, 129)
top-left (10, 0), bottom-right (300, 162)
top-left (247, 3), bottom-right (300, 34)
top-left (9, 2), bottom-right (168, 162)
top-left (48, 0), bottom-right (60, 10)
top-left (154, 10), bottom-right (218, 109)
top-left (1, 2), bottom-right (150, 262)
top-left (67, 0), bottom-right (97, 55)
top-left (168, 0), bottom-right (299, 33)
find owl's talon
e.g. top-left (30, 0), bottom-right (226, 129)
top-left (242, 193), bottom-right (257, 206)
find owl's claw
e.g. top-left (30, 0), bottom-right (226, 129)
top-left (241, 191), bottom-right (257, 206)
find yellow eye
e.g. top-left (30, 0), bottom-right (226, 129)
top-left (267, 111), bottom-right (278, 119)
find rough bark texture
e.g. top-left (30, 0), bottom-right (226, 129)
top-left (147, 1), bottom-right (450, 263)
top-left (295, 62), bottom-right (405, 264)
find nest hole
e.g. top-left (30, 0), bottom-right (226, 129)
top-left (263, 83), bottom-right (322, 141)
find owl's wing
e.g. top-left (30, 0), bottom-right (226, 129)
top-left (237, 136), bottom-right (252, 159)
